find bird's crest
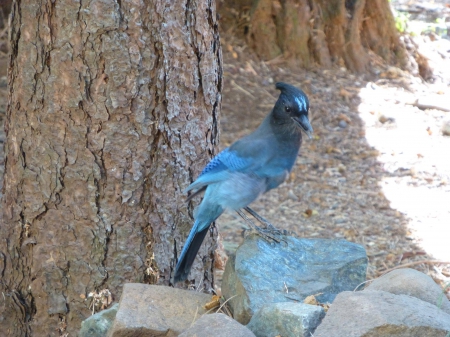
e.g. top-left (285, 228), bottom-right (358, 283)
top-left (276, 82), bottom-right (309, 112)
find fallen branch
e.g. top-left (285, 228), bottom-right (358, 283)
top-left (407, 99), bottom-right (450, 112)
top-left (377, 260), bottom-right (450, 276)
top-left (264, 54), bottom-right (285, 66)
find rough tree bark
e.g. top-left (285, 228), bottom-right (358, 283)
top-left (0, 0), bottom-right (221, 335)
top-left (223, 0), bottom-right (406, 72)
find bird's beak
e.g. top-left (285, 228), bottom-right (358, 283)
top-left (293, 115), bottom-right (313, 139)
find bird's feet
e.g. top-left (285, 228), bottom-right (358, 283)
top-left (245, 206), bottom-right (289, 235)
top-left (237, 208), bottom-right (287, 244)
top-left (245, 226), bottom-right (287, 244)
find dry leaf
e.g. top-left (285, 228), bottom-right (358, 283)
top-left (326, 146), bottom-right (342, 154)
top-left (385, 253), bottom-right (396, 262)
top-left (214, 234), bottom-right (228, 271)
top-left (204, 295), bottom-right (221, 310)
top-left (304, 295), bottom-right (318, 305)
top-left (344, 229), bottom-right (357, 241)
top-left (401, 251), bottom-right (426, 261)
top-left (338, 113), bottom-right (351, 123)
top-left (339, 88), bottom-right (352, 101)
top-left (321, 303), bottom-right (331, 312)
top-left (303, 209), bottom-right (318, 217)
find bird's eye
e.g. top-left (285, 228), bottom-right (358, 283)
top-left (285, 106), bottom-right (291, 112)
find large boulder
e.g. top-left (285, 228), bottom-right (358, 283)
top-left (179, 313), bottom-right (255, 337)
top-left (366, 268), bottom-right (450, 315)
top-left (246, 302), bottom-right (325, 337)
top-left (222, 234), bottom-right (367, 324)
top-left (314, 290), bottom-right (450, 337)
top-left (109, 283), bottom-right (212, 337)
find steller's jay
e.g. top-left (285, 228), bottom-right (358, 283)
top-left (173, 82), bottom-right (313, 282)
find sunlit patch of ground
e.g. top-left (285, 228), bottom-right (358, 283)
top-left (358, 80), bottom-right (450, 261)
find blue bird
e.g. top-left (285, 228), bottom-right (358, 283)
top-left (174, 82), bottom-right (313, 282)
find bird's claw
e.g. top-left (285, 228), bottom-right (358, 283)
top-left (237, 208), bottom-right (287, 244)
top-left (244, 225), bottom-right (287, 245)
top-left (242, 206), bottom-right (288, 244)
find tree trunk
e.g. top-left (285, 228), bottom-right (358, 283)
top-left (243, 0), bottom-right (406, 72)
top-left (0, 0), bottom-right (222, 335)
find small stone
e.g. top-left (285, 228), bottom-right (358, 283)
top-left (442, 120), bottom-right (450, 136)
top-left (378, 115), bottom-right (395, 124)
top-left (334, 216), bottom-right (347, 224)
top-left (179, 313), bottom-right (255, 337)
top-left (247, 302), bottom-right (325, 337)
top-left (0, 76), bottom-right (6, 88)
top-left (288, 190), bottom-right (298, 201)
top-left (338, 120), bottom-right (347, 128)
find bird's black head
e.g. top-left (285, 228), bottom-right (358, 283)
top-left (274, 82), bottom-right (313, 138)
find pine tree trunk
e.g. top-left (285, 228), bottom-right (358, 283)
top-left (244, 0), bottom-right (406, 72)
top-left (0, 0), bottom-right (222, 335)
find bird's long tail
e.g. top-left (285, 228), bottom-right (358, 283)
top-left (173, 220), bottom-right (210, 282)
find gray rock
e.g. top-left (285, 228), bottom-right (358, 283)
top-left (366, 268), bottom-right (450, 315)
top-left (179, 313), bottom-right (255, 337)
top-left (109, 283), bottom-right (212, 337)
top-left (0, 76), bottom-right (6, 88)
top-left (314, 290), bottom-right (450, 337)
top-left (338, 120), bottom-right (347, 128)
top-left (221, 235), bottom-right (367, 324)
top-left (79, 303), bottom-right (118, 337)
top-left (246, 302), bottom-right (325, 337)
top-left (442, 120), bottom-right (450, 136)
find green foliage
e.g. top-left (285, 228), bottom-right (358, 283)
top-left (393, 9), bottom-right (410, 33)
top-left (413, 19), bottom-right (449, 37)
top-left (392, 8), bottom-right (448, 37)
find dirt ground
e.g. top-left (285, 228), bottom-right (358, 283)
top-left (214, 1), bottom-right (450, 294)
top-left (215, 39), bottom-right (450, 289)
top-left (0, 2), bottom-right (448, 296)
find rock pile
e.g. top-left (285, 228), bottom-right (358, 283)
top-left (80, 235), bottom-right (450, 337)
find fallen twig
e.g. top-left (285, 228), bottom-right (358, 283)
top-left (231, 80), bottom-right (254, 98)
top-left (377, 260), bottom-right (450, 276)
top-left (407, 99), bottom-right (450, 112)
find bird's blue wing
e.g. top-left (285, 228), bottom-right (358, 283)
top-left (185, 145), bottom-right (265, 193)
top-left (197, 149), bottom-right (230, 177)
top-left (202, 147), bottom-right (259, 174)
